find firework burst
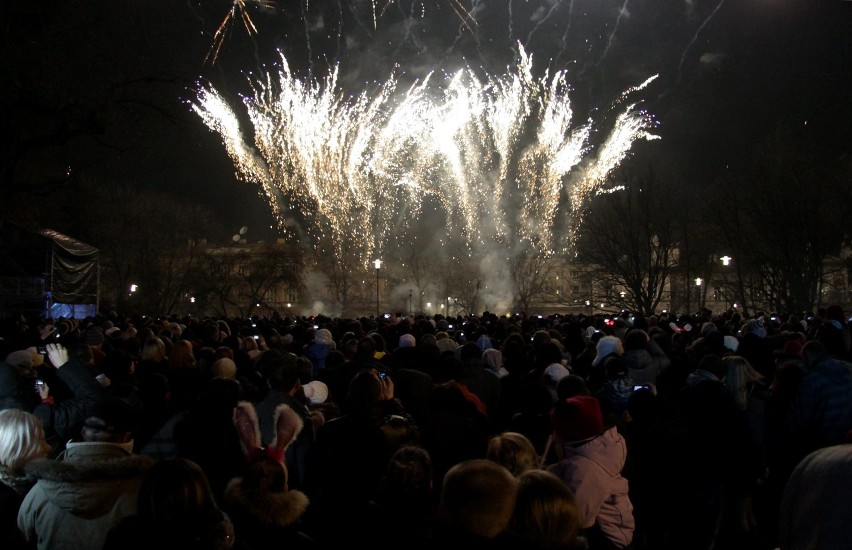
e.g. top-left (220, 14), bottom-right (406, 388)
top-left (193, 44), bottom-right (658, 267)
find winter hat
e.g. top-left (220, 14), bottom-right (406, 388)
top-left (399, 334), bottom-right (416, 348)
top-left (302, 380), bottom-right (329, 404)
top-left (747, 318), bottom-right (767, 339)
top-left (5, 350), bottom-right (33, 369)
top-left (84, 326), bottom-right (105, 346)
top-left (551, 396), bottom-right (604, 443)
top-left (314, 328), bottom-right (334, 346)
top-left (592, 335), bottom-right (624, 367)
top-left (436, 338), bottom-right (458, 354)
top-left (542, 362), bottom-right (571, 385)
top-left (85, 397), bottom-right (138, 436)
top-left (624, 329), bottom-right (649, 351)
top-left (723, 335), bottom-right (739, 353)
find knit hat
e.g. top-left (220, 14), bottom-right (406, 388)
top-left (624, 329), bottom-right (649, 351)
top-left (314, 328), bottom-right (334, 346)
top-left (592, 335), bottom-right (624, 367)
top-left (723, 335), bottom-right (739, 353)
top-left (302, 380), bottom-right (329, 404)
top-left (747, 318), bottom-right (767, 339)
top-left (542, 362), bottom-right (571, 384)
top-left (85, 397), bottom-right (138, 435)
top-left (551, 396), bottom-right (604, 443)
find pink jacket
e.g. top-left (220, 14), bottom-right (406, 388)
top-left (546, 427), bottom-right (635, 549)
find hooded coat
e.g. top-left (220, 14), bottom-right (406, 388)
top-left (547, 427), bottom-right (634, 549)
top-left (17, 441), bottom-right (153, 550)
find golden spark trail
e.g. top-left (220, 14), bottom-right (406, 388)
top-left (193, 45), bottom-right (658, 268)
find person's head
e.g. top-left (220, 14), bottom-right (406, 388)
top-left (379, 444), bottom-right (434, 498)
top-left (0, 409), bottom-right (50, 473)
top-left (624, 329), bottom-right (649, 351)
top-left (697, 353), bottom-right (727, 379)
top-left (370, 332), bottom-right (387, 353)
top-left (592, 335), bottom-right (624, 367)
top-left (486, 432), bottom-right (539, 477)
top-left (211, 357), bottom-right (237, 379)
top-left (261, 352), bottom-right (300, 393)
top-left (551, 395), bottom-right (604, 444)
top-left (169, 339), bottom-right (197, 369)
top-left (482, 348), bottom-right (503, 373)
top-left (141, 336), bottom-right (167, 363)
top-left (439, 459), bottom-right (518, 538)
top-left (137, 457), bottom-right (236, 550)
top-left (314, 328), bottom-right (335, 346)
top-left (239, 453), bottom-right (289, 494)
top-left (556, 374), bottom-right (590, 401)
top-left (346, 368), bottom-right (384, 413)
top-left (801, 339), bottom-right (829, 368)
top-left (536, 341), bottom-right (564, 369)
top-left (722, 355), bottom-right (765, 410)
top-left (137, 458), bottom-right (220, 521)
top-left (80, 397), bottom-right (138, 444)
top-left (508, 469), bottom-right (582, 549)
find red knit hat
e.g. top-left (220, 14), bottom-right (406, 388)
top-left (551, 396), bottom-right (604, 442)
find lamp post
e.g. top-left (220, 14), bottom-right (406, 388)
top-left (720, 256), bottom-right (732, 311)
top-left (409, 289), bottom-right (413, 315)
top-left (374, 259), bottom-right (382, 318)
top-left (695, 277), bottom-right (703, 312)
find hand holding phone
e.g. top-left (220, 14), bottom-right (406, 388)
top-left (34, 379), bottom-right (49, 399)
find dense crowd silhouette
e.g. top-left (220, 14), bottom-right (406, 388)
top-left (1, 307), bottom-right (851, 550)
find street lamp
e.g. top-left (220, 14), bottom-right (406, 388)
top-left (374, 259), bottom-right (382, 318)
top-left (695, 277), bottom-right (703, 311)
top-left (409, 289), bottom-right (413, 315)
top-left (720, 256), bottom-right (732, 310)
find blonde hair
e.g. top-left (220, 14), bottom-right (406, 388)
top-left (722, 355), bottom-right (766, 410)
top-left (509, 469), bottom-right (583, 549)
top-left (0, 409), bottom-right (49, 473)
top-left (141, 336), bottom-right (167, 363)
top-left (440, 459), bottom-right (518, 538)
top-left (486, 432), bottom-right (540, 477)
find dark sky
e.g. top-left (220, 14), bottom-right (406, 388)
top-left (5, 0), bottom-right (851, 240)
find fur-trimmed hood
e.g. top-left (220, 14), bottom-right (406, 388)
top-left (224, 477), bottom-right (309, 528)
top-left (24, 443), bottom-right (153, 483)
top-left (23, 442), bottom-right (153, 517)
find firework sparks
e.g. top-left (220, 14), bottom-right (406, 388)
top-left (205, 0), bottom-right (275, 65)
top-left (193, 44), bottom-right (658, 267)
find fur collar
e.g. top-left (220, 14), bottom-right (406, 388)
top-left (224, 477), bottom-right (309, 528)
top-left (23, 452), bottom-right (154, 483)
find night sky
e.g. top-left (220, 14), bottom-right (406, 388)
top-left (4, 1), bottom-right (851, 240)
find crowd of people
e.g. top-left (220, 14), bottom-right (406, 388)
top-left (1, 306), bottom-right (851, 550)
